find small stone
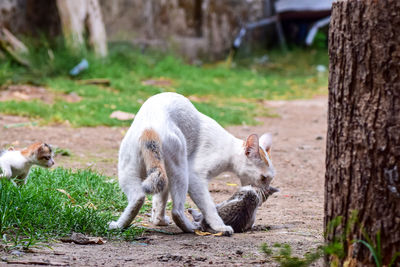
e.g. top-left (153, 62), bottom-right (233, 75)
top-left (316, 136), bottom-right (323, 140)
top-left (10, 250), bottom-right (24, 256)
top-left (195, 257), bottom-right (207, 261)
top-left (235, 250), bottom-right (243, 255)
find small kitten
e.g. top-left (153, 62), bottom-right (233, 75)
top-left (0, 142), bottom-right (54, 185)
top-left (189, 185), bottom-right (279, 233)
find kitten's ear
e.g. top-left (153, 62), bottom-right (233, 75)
top-left (245, 134), bottom-right (260, 159)
top-left (8, 146), bottom-right (15, 151)
top-left (259, 133), bottom-right (272, 154)
top-left (38, 144), bottom-right (45, 152)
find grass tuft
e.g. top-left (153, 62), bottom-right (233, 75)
top-left (0, 167), bottom-right (142, 249)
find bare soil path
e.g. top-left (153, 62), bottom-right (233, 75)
top-left (0, 97), bottom-right (327, 266)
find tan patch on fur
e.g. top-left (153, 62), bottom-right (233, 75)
top-left (140, 129), bottom-right (160, 143)
top-left (21, 142), bottom-right (42, 157)
top-left (140, 129), bottom-right (168, 193)
top-left (259, 148), bottom-right (270, 167)
top-left (140, 129), bottom-right (163, 169)
top-left (20, 142), bottom-right (51, 159)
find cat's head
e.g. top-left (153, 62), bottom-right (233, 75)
top-left (22, 142), bottom-right (55, 168)
top-left (238, 133), bottom-right (275, 188)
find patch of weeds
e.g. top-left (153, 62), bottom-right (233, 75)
top-left (354, 230), bottom-right (400, 267)
top-left (263, 212), bottom-right (400, 267)
top-left (261, 243), bottom-right (322, 267)
top-left (53, 146), bottom-right (72, 156)
top-left (0, 167), bottom-right (142, 248)
top-left (140, 195), bottom-right (152, 214)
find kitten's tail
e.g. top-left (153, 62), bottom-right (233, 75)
top-left (139, 128), bottom-right (168, 194)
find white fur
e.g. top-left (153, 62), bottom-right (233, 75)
top-left (0, 151), bottom-right (33, 184)
top-left (109, 92), bottom-right (275, 234)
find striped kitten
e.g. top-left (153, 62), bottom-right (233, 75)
top-left (189, 185), bottom-right (279, 233)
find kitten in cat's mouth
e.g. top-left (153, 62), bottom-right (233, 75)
top-left (189, 185), bottom-right (279, 234)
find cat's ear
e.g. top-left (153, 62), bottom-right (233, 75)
top-left (245, 134), bottom-right (260, 159)
top-left (259, 133), bottom-right (272, 155)
top-left (38, 144), bottom-right (45, 153)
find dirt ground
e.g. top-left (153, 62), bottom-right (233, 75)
top-left (0, 97), bottom-right (327, 267)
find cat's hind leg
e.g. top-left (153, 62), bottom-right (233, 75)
top-left (109, 171), bottom-right (145, 229)
top-left (151, 189), bottom-right (170, 226)
top-left (165, 153), bottom-right (196, 232)
top-left (168, 164), bottom-right (197, 232)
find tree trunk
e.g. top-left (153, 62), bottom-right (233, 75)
top-left (325, 0), bottom-right (400, 266)
top-left (56, 0), bottom-right (107, 57)
top-left (86, 0), bottom-right (107, 57)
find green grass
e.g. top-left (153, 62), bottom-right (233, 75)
top-left (0, 41), bottom-right (328, 127)
top-left (261, 243), bottom-right (322, 267)
top-left (0, 167), bottom-right (144, 249)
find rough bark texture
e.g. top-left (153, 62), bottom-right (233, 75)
top-left (325, 0), bottom-right (400, 266)
top-left (0, 0), bottom-right (60, 36)
top-left (56, 0), bottom-right (86, 51)
top-left (56, 0), bottom-right (107, 57)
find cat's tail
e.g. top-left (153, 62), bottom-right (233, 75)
top-left (139, 128), bottom-right (168, 194)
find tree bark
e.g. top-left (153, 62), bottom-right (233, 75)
top-left (325, 0), bottom-right (400, 266)
top-left (56, 0), bottom-right (107, 57)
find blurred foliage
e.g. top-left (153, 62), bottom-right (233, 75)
top-left (0, 39), bottom-right (328, 127)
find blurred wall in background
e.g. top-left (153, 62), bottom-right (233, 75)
top-left (0, 0), bottom-right (266, 60)
top-left (99, 0), bottom-right (265, 60)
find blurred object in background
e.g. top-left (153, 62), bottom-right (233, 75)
top-left (0, 0), bottom-right (330, 61)
top-left (69, 59), bottom-right (89, 76)
top-left (0, 0), bottom-right (107, 57)
top-left (276, 0), bottom-right (332, 46)
top-left (233, 0), bottom-right (332, 54)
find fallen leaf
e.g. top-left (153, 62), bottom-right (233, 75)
top-left (195, 230), bottom-right (212, 236)
top-left (194, 230), bottom-right (224, 236)
top-left (110, 110), bottom-right (135, 121)
top-left (60, 232), bottom-right (105, 245)
top-left (212, 232), bottom-right (223, 236)
top-left (56, 189), bottom-right (76, 204)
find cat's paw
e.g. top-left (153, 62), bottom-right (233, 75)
top-left (152, 215), bottom-right (170, 226)
top-left (193, 220), bottom-right (203, 231)
top-left (108, 221), bottom-right (121, 230)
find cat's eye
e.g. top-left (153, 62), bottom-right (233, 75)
top-left (42, 156), bottom-right (51, 160)
top-left (261, 175), bottom-right (267, 181)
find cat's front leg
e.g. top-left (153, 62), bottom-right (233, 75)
top-left (0, 165), bottom-right (12, 179)
top-left (188, 175), bottom-right (234, 236)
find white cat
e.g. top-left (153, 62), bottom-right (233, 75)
top-left (109, 92), bottom-right (275, 235)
